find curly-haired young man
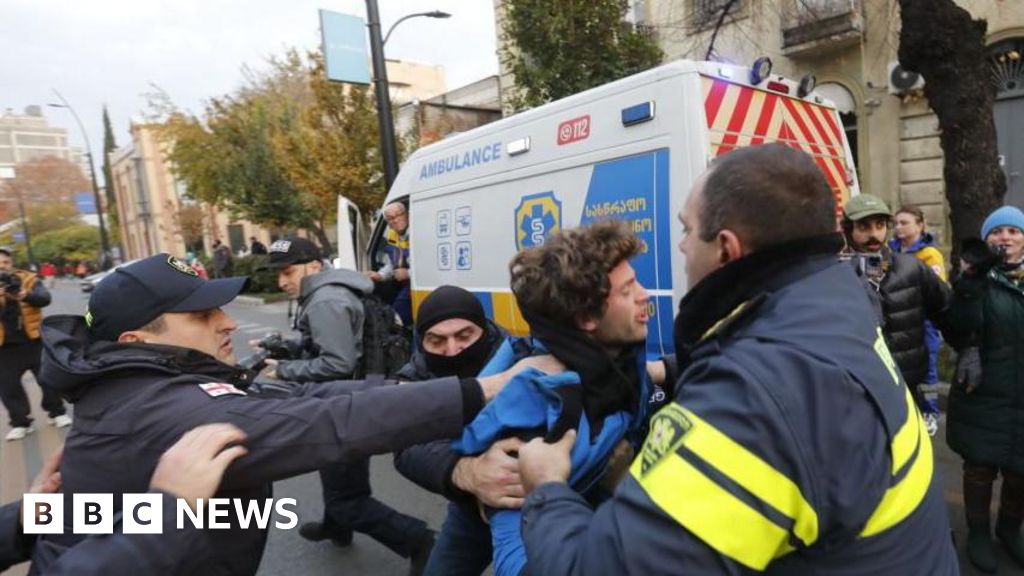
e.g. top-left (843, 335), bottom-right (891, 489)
top-left (425, 220), bottom-right (666, 576)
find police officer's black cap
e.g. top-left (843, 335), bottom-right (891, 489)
top-left (86, 253), bottom-right (249, 341)
top-left (266, 237), bottom-right (322, 270)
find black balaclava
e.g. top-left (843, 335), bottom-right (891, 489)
top-left (417, 285), bottom-right (493, 378)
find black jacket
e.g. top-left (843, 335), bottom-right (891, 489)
top-left (31, 315), bottom-right (483, 576)
top-left (392, 320), bottom-right (505, 500)
top-left (863, 251), bottom-right (951, 387)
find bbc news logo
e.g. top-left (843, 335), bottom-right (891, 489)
top-left (22, 494), bottom-right (298, 534)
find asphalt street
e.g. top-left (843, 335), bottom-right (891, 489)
top-left (0, 279), bottom-right (1021, 575)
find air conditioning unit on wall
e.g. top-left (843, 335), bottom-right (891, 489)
top-left (888, 61), bottom-right (925, 95)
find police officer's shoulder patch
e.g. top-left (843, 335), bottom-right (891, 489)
top-left (167, 256), bottom-right (199, 277)
top-left (198, 382), bottom-right (247, 397)
top-left (637, 403), bottom-right (692, 477)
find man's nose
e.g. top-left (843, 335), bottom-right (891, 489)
top-left (444, 339), bottom-right (460, 357)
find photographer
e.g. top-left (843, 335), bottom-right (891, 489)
top-left (0, 246), bottom-right (69, 441)
top-left (841, 195), bottom-right (950, 436)
top-left (259, 237), bottom-right (435, 574)
top-left (941, 205), bottom-right (1024, 573)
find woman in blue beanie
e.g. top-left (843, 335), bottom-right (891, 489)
top-left (942, 204), bottom-right (1024, 573)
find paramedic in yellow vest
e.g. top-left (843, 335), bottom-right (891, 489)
top-left (367, 201), bottom-right (413, 326)
top-left (0, 246), bottom-right (70, 441)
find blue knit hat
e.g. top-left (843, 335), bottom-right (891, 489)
top-left (981, 206), bottom-right (1024, 239)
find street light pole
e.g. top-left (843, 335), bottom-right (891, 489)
top-left (364, 2), bottom-right (450, 190)
top-left (49, 90), bottom-right (113, 269)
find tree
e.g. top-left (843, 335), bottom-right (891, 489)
top-left (4, 156), bottom-right (90, 205)
top-left (102, 105), bottom-right (122, 247)
top-left (151, 49), bottom-right (388, 252)
top-left (501, 0), bottom-right (663, 110)
top-left (30, 224), bottom-right (102, 264)
top-left (898, 0), bottom-right (1006, 254)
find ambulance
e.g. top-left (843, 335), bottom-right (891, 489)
top-left (367, 59), bottom-right (860, 358)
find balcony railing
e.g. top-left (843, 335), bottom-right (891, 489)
top-left (782, 0), bottom-right (863, 55)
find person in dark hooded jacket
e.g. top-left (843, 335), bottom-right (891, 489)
top-left (29, 253), bottom-right (549, 576)
top-left (392, 285), bottom-right (516, 576)
top-left (260, 237), bottom-right (435, 573)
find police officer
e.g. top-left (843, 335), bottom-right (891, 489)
top-left (29, 253), bottom-right (551, 575)
top-left (261, 237), bottom-right (435, 572)
top-left (1, 424), bottom-right (247, 575)
top-left (517, 143), bottom-right (958, 574)
top-left (0, 246), bottom-right (70, 440)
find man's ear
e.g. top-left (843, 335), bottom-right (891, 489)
top-left (717, 229), bottom-right (745, 265)
top-left (118, 331), bottom-right (146, 344)
top-left (576, 313), bottom-right (599, 335)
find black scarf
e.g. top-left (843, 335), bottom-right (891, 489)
top-left (423, 328), bottom-right (499, 378)
top-left (674, 233), bottom-right (845, 364)
top-left (521, 308), bottom-right (641, 434)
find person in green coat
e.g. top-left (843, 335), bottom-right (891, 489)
top-left (942, 205), bottom-right (1024, 574)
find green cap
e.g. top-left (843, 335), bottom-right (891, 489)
top-left (844, 194), bottom-right (892, 221)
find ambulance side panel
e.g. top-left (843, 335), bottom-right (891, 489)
top-left (407, 68), bottom-right (701, 358)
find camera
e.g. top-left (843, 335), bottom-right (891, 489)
top-left (0, 271), bottom-right (22, 295)
top-left (236, 332), bottom-right (295, 372)
top-left (961, 238), bottom-right (1006, 276)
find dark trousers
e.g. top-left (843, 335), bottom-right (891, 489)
top-left (0, 340), bottom-right (65, 427)
top-left (423, 502), bottom-right (492, 576)
top-left (963, 461), bottom-right (1024, 530)
top-left (319, 457), bottom-right (429, 557)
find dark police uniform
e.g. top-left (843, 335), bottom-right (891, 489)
top-left (28, 254), bottom-right (484, 576)
top-left (521, 257), bottom-right (959, 575)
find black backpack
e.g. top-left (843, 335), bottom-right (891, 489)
top-left (357, 294), bottom-right (411, 378)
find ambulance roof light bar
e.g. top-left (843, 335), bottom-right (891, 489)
top-left (797, 73), bottom-right (817, 98)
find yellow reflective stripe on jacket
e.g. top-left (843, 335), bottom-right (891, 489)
top-left (631, 406), bottom-right (818, 570)
top-left (679, 409), bottom-right (818, 547)
top-left (860, 397), bottom-right (934, 538)
top-left (890, 389), bottom-right (920, 475)
top-left (634, 450), bottom-right (794, 570)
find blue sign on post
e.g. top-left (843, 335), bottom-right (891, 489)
top-left (13, 231), bottom-right (25, 243)
top-left (319, 9), bottom-right (371, 85)
top-left (74, 192), bottom-right (97, 214)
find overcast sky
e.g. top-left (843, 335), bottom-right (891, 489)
top-left (1, 0), bottom-right (498, 177)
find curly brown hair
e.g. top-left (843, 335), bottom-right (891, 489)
top-left (509, 220), bottom-right (643, 327)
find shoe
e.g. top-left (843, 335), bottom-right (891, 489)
top-left (967, 528), bottom-right (999, 573)
top-left (997, 519), bottom-right (1024, 568)
top-left (924, 413), bottom-right (939, 437)
top-left (298, 522), bottom-right (353, 547)
top-left (408, 530), bottom-right (436, 576)
top-left (49, 415), bottom-right (72, 428)
top-left (5, 425), bottom-right (35, 441)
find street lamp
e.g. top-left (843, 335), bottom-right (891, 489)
top-left (48, 90), bottom-right (113, 269)
top-left (365, 2), bottom-right (451, 190)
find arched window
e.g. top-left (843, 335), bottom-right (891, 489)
top-left (988, 38), bottom-right (1024, 208)
top-left (816, 82), bottom-right (858, 172)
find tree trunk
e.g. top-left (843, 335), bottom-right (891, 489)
top-left (898, 0), bottom-right (1006, 256)
top-left (311, 223), bottom-right (334, 258)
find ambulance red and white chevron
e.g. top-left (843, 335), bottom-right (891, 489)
top-left (701, 76), bottom-right (853, 209)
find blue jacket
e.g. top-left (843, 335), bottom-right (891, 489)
top-left (454, 337), bottom-right (655, 576)
top-left (520, 258), bottom-right (958, 575)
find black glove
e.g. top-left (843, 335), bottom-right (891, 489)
top-left (960, 238), bottom-right (1001, 278)
top-left (954, 347), bottom-right (982, 393)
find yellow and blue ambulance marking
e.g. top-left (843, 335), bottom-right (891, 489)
top-left (414, 148), bottom-right (674, 358)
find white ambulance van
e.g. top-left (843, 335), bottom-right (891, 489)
top-left (369, 59), bottom-right (860, 358)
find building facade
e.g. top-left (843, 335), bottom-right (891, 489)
top-left (0, 106), bottom-right (86, 176)
top-left (109, 124), bottom-right (270, 261)
top-left (493, 0), bottom-right (1024, 249)
top-left (396, 75), bottom-right (503, 147)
